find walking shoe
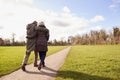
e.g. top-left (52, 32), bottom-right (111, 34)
top-left (21, 65), bottom-right (26, 71)
top-left (38, 66), bottom-right (41, 70)
top-left (38, 63), bottom-right (42, 70)
top-left (43, 62), bottom-right (46, 67)
top-left (34, 64), bottom-right (38, 67)
top-left (43, 64), bottom-right (46, 67)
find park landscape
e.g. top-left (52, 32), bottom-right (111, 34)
top-left (0, 0), bottom-right (120, 80)
top-left (0, 46), bottom-right (67, 77)
top-left (0, 45), bottom-right (120, 80)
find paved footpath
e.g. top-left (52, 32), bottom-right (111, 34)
top-left (0, 47), bottom-right (71, 80)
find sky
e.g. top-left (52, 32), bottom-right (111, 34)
top-left (0, 0), bottom-right (120, 41)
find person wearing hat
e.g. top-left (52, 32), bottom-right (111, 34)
top-left (21, 21), bottom-right (38, 71)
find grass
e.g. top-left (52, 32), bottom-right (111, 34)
top-left (0, 46), bottom-right (67, 77)
top-left (56, 45), bottom-right (120, 80)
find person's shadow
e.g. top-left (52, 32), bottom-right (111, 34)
top-left (57, 70), bottom-right (113, 80)
top-left (25, 67), bottom-right (113, 80)
top-left (25, 66), bottom-right (57, 77)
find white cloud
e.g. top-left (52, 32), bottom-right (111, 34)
top-left (0, 26), bottom-right (4, 29)
top-left (0, 0), bottom-right (36, 40)
top-left (0, 0), bottom-right (105, 41)
top-left (109, 0), bottom-right (120, 10)
top-left (91, 25), bottom-right (103, 31)
top-left (109, 4), bottom-right (117, 9)
top-left (62, 6), bottom-right (71, 13)
top-left (90, 15), bottom-right (105, 23)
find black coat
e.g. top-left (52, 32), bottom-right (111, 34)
top-left (36, 25), bottom-right (49, 52)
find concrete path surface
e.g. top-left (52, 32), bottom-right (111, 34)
top-left (0, 47), bottom-right (71, 80)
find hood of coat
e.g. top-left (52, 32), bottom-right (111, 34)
top-left (36, 26), bottom-right (49, 33)
top-left (27, 21), bottom-right (37, 30)
top-left (38, 25), bottom-right (46, 28)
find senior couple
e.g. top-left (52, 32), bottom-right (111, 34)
top-left (21, 21), bottom-right (49, 71)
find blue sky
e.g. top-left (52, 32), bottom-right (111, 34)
top-left (35, 0), bottom-right (120, 38)
top-left (34, 0), bottom-right (120, 27)
top-left (0, 0), bottom-right (120, 41)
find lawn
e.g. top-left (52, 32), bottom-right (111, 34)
top-left (56, 45), bottom-right (120, 80)
top-left (0, 46), bottom-right (67, 77)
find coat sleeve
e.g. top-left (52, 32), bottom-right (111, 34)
top-left (26, 26), bottom-right (37, 39)
top-left (26, 32), bottom-right (37, 39)
top-left (46, 29), bottom-right (49, 41)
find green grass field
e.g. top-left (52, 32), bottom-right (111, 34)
top-left (56, 45), bottom-right (120, 80)
top-left (0, 46), bottom-right (67, 77)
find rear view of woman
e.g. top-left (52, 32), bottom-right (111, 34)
top-left (36, 21), bottom-right (49, 70)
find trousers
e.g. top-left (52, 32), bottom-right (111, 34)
top-left (22, 50), bottom-right (38, 65)
top-left (39, 51), bottom-right (46, 64)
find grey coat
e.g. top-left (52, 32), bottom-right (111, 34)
top-left (36, 25), bottom-right (49, 52)
top-left (26, 23), bottom-right (37, 53)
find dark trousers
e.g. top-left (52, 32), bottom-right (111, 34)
top-left (39, 51), bottom-right (46, 64)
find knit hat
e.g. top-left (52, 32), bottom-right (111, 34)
top-left (32, 21), bottom-right (37, 24)
top-left (39, 21), bottom-right (44, 25)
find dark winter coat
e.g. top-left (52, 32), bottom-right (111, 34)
top-left (26, 23), bottom-right (37, 53)
top-left (36, 25), bottom-right (49, 52)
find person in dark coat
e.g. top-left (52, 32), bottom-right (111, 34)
top-left (21, 21), bottom-right (38, 71)
top-left (36, 21), bottom-right (49, 70)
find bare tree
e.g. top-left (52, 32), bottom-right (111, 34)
top-left (0, 38), bottom-right (4, 45)
top-left (11, 33), bottom-right (16, 45)
top-left (113, 27), bottom-right (120, 44)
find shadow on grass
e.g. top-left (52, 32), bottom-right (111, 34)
top-left (57, 70), bottom-right (113, 80)
top-left (25, 67), bottom-right (113, 80)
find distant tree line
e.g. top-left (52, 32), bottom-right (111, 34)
top-left (0, 33), bottom-right (25, 46)
top-left (0, 27), bottom-right (120, 46)
top-left (48, 39), bottom-right (71, 46)
top-left (0, 38), bottom-right (26, 46)
top-left (68, 27), bottom-right (120, 45)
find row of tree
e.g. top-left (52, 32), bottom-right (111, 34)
top-left (68, 27), bottom-right (120, 45)
top-left (0, 27), bottom-right (120, 46)
top-left (0, 38), bottom-right (25, 46)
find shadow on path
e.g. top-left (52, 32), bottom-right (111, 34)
top-left (57, 70), bottom-right (113, 80)
top-left (25, 66), bottom-right (57, 77)
top-left (43, 66), bottom-right (57, 72)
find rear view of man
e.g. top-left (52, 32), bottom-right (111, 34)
top-left (21, 21), bottom-right (38, 71)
